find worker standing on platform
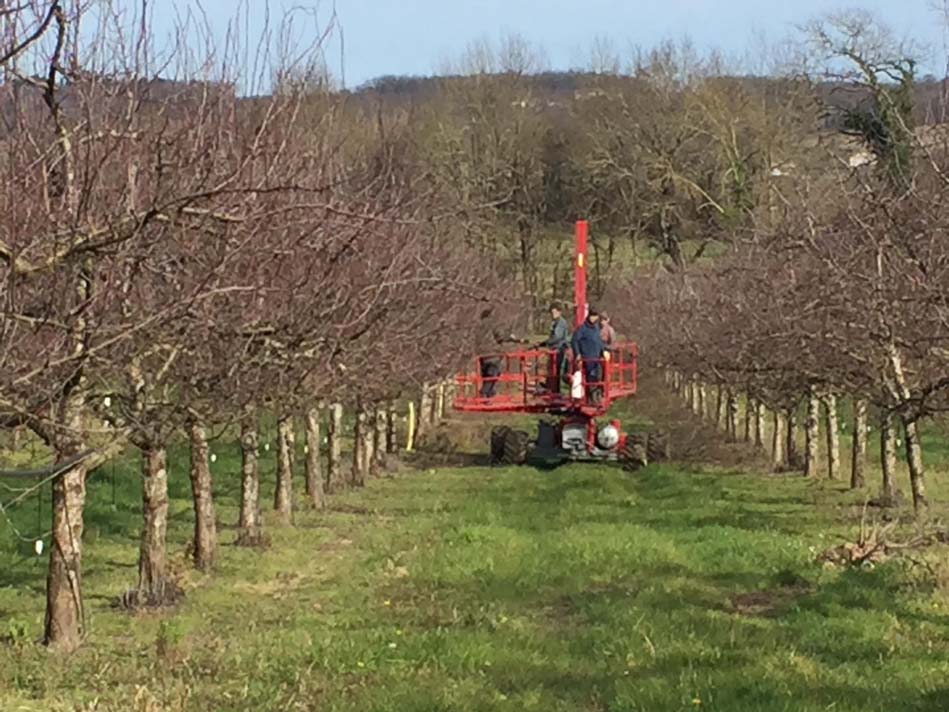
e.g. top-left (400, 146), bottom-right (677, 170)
top-left (539, 303), bottom-right (571, 393)
top-left (599, 311), bottom-right (616, 347)
top-left (480, 330), bottom-right (521, 398)
top-left (479, 354), bottom-right (502, 398)
top-left (571, 307), bottom-right (608, 403)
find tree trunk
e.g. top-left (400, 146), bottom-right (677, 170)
top-left (363, 405), bottom-right (376, 478)
top-left (803, 393), bottom-right (820, 478)
top-left (743, 396), bottom-right (753, 442)
top-left (274, 415), bottom-right (294, 524)
top-left (364, 404), bottom-right (377, 477)
top-left (287, 417), bottom-right (296, 466)
top-left (327, 403), bottom-right (343, 492)
top-left (42, 109), bottom-right (87, 650)
top-left (822, 395), bottom-right (840, 480)
top-left (698, 384), bottom-right (707, 420)
top-left (138, 446), bottom-right (170, 602)
top-left (754, 402), bottom-right (765, 449)
top-left (850, 399), bottom-right (867, 489)
top-left (726, 391), bottom-right (739, 442)
top-left (237, 416), bottom-right (263, 546)
top-left (429, 383), bottom-right (440, 429)
top-left (373, 406), bottom-right (387, 472)
top-left (786, 407), bottom-right (800, 470)
top-left (902, 417), bottom-right (928, 515)
top-left (189, 421), bottom-right (216, 571)
top-left (44, 456), bottom-right (87, 651)
top-left (386, 403), bottom-right (397, 454)
top-left (716, 386), bottom-right (726, 430)
top-left (352, 405), bottom-right (366, 487)
top-left (435, 382), bottom-right (446, 421)
top-left (884, 342), bottom-right (921, 510)
top-left (305, 408), bottom-right (325, 510)
top-left (881, 411), bottom-right (898, 502)
top-left (771, 410), bottom-right (785, 469)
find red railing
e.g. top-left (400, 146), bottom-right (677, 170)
top-left (453, 343), bottom-right (638, 414)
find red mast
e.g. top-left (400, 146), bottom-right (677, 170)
top-left (574, 219), bottom-right (589, 328)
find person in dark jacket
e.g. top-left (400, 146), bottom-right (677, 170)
top-left (571, 308), bottom-right (608, 403)
top-left (537, 303), bottom-right (571, 392)
top-left (480, 355), bottom-right (502, 398)
top-left (479, 330), bottom-right (527, 398)
top-left (479, 330), bottom-right (515, 398)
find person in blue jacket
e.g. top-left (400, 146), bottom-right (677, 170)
top-left (571, 308), bottom-right (608, 403)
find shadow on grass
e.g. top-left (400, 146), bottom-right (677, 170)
top-left (411, 553), bottom-right (947, 708)
top-left (917, 689), bottom-right (949, 712)
top-left (405, 449), bottom-right (493, 469)
top-left (394, 558), bottom-right (946, 711)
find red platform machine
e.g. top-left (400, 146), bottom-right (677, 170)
top-left (453, 221), bottom-right (667, 468)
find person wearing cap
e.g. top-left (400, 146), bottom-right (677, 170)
top-left (538, 303), bottom-right (571, 393)
top-left (571, 307), bottom-right (608, 403)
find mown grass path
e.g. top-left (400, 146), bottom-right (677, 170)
top-left (3, 450), bottom-right (949, 711)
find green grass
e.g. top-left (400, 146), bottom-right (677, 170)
top-left (3, 429), bottom-right (949, 711)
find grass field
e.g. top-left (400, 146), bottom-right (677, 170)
top-left (2, 387), bottom-right (949, 711)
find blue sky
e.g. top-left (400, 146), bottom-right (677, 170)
top-left (150, 1), bottom-right (946, 87)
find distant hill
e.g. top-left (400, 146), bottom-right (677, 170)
top-left (0, 77), bottom-right (235, 135)
top-left (349, 71), bottom-right (949, 126)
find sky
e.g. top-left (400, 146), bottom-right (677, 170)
top-left (148, 0), bottom-right (947, 88)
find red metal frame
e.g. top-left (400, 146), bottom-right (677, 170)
top-left (453, 342), bottom-right (638, 417)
